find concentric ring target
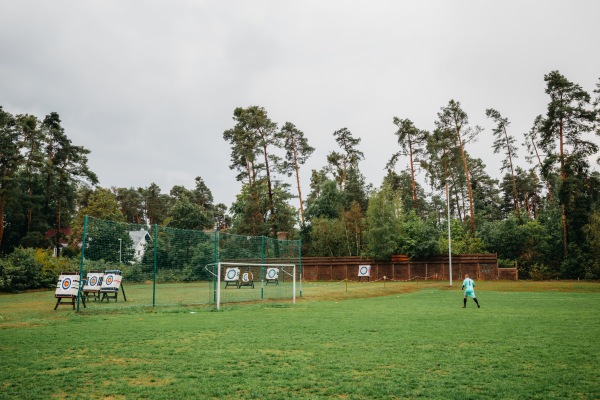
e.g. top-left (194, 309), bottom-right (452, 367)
top-left (267, 269), bottom-right (277, 278)
top-left (89, 276), bottom-right (98, 286)
top-left (227, 269), bottom-right (237, 279)
top-left (359, 266), bottom-right (368, 275)
top-left (105, 275), bottom-right (114, 285)
top-left (61, 278), bottom-right (72, 290)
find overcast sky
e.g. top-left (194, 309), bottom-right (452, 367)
top-left (1, 1), bottom-right (599, 209)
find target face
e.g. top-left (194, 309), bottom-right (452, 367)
top-left (89, 276), bottom-right (98, 286)
top-left (62, 278), bottom-right (72, 290)
top-left (358, 265), bottom-right (371, 277)
top-left (225, 268), bottom-right (240, 281)
top-left (241, 272), bottom-right (252, 282)
top-left (56, 274), bottom-right (80, 296)
top-left (267, 268), bottom-right (278, 279)
top-left (105, 275), bottom-right (114, 285)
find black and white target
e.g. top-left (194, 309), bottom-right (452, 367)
top-left (225, 267), bottom-right (240, 282)
top-left (358, 265), bottom-right (371, 277)
top-left (266, 268), bottom-right (279, 280)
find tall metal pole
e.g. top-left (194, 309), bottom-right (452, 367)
top-left (118, 238), bottom-right (122, 263)
top-left (447, 181), bottom-right (452, 286)
top-left (152, 224), bottom-right (157, 307)
top-left (299, 239), bottom-right (303, 298)
top-left (77, 215), bottom-right (88, 312)
top-left (213, 225), bottom-right (218, 304)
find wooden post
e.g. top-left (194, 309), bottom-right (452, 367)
top-left (330, 261), bottom-right (333, 281)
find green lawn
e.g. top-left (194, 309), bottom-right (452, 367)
top-left (0, 281), bottom-right (599, 399)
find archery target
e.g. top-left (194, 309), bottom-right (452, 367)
top-left (225, 268), bottom-right (240, 281)
top-left (358, 265), bottom-right (371, 277)
top-left (55, 274), bottom-right (80, 296)
top-left (266, 268), bottom-right (279, 280)
top-left (83, 272), bottom-right (103, 290)
top-left (62, 278), bottom-right (71, 290)
top-left (241, 272), bottom-right (253, 282)
top-left (101, 273), bottom-right (121, 290)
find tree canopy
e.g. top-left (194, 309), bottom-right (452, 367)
top-left (2, 70), bottom-right (600, 281)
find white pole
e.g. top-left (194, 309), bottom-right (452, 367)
top-left (118, 238), bottom-right (122, 263)
top-left (292, 265), bottom-right (296, 304)
top-left (447, 181), bottom-right (452, 286)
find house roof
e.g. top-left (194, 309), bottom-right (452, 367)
top-left (128, 230), bottom-right (151, 247)
top-left (45, 227), bottom-right (72, 240)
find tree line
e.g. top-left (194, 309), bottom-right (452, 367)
top-left (1, 70), bottom-right (600, 285)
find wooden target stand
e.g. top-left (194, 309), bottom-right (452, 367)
top-left (82, 270), bottom-right (104, 302)
top-left (224, 267), bottom-right (240, 289)
top-left (224, 268), bottom-right (255, 289)
top-left (54, 273), bottom-right (86, 310)
top-left (238, 271), bottom-right (254, 288)
top-left (100, 270), bottom-right (127, 302)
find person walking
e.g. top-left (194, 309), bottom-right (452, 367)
top-left (462, 274), bottom-right (480, 308)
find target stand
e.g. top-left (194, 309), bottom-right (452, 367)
top-left (358, 265), bottom-right (371, 282)
top-left (265, 268), bottom-right (279, 285)
top-left (54, 272), bottom-right (85, 310)
top-left (100, 270), bottom-right (127, 302)
top-left (238, 271), bottom-right (254, 289)
top-left (224, 267), bottom-right (240, 289)
top-left (82, 270), bottom-right (104, 301)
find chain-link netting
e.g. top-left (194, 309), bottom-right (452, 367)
top-left (78, 216), bottom-right (301, 310)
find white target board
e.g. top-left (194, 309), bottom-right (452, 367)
top-left (358, 265), bottom-right (371, 277)
top-left (55, 274), bottom-right (81, 296)
top-left (225, 267), bottom-right (240, 282)
top-left (266, 268), bottom-right (279, 280)
top-left (83, 272), bottom-right (104, 291)
top-left (101, 272), bottom-right (122, 291)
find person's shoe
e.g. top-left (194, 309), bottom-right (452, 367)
top-left (477, 305), bottom-right (480, 308)
top-left (462, 306), bottom-right (466, 308)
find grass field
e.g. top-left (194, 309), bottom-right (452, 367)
top-left (0, 280), bottom-right (599, 399)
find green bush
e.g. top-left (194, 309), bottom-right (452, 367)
top-left (0, 248), bottom-right (79, 292)
top-left (528, 263), bottom-right (560, 280)
top-left (121, 263), bottom-right (147, 283)
top-left (0, 248), bottom-right (41, 292)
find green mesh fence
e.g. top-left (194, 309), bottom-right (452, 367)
top-left (78, 216), bottom-right (302, 311)
top-left (209, 233), bottom-right (303, 307)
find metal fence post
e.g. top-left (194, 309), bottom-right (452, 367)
top-left (152, 224), bottom-right (158, 307)
top-left (76, 215), bottom-right (88, 312)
